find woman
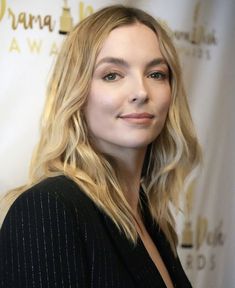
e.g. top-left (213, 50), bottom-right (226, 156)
top-left (0, 5), bottom-right (201, 288)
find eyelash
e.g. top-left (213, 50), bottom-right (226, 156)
top-left (102, 72), bottom-right (123, 82)
top-left (102, 71), bottom-right (168, 82)
top-left (147, 71), bottom-right (168, 80)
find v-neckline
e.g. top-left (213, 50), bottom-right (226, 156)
top-left (98, 189), bottom-right (177, 288)
top-left (139, 190), bottom-right (178, 285)
top-left (138, 192), bottom-right (176, 287)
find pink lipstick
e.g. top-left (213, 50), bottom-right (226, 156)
top-left (119, 113), bottom-right (154, 124)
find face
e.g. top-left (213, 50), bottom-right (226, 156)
top-left (84, 23), bottom-right (171, 156)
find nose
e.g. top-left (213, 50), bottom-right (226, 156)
top-left (128, 76), bottom-right (148, 104)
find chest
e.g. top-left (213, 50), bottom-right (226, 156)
top-left (74, 197), bottom-right (192, 288)
top-left (81, 212), bottom-right (172, 288)
top-left (137, 226), bottom-right (174, 288)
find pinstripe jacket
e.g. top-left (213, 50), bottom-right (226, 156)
top-left (0, 176), bottom-right (192, 288)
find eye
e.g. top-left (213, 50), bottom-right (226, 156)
top-left (148, 71), bottom-right (168, 80)
top-left (102, 72), bottom-right (122, 82)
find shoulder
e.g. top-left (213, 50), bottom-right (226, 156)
top-left (1, 176), bottom-right (97, 231)
top-left (0, 176), bottom-right (92, 287)
top-left (17, 175), bottom-right (92, 209)
top-left (20, 175), bottom-right (86, 201)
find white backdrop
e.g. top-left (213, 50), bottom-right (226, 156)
top-left (0, 1), bottom-right (235, 287)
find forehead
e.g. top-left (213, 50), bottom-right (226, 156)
top-left (96, 23), bottom-right (163, 63)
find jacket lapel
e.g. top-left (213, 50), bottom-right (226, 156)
top-left (140, 196), bottom-right (192, 288)
top-left (99, 209), bottom-right (167, 288)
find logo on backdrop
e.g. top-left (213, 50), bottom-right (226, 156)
top-left (174, 2), bottom-right (217, 46)
top-left (158, 1), bottom-right (217, 61)
top-left (58, 0), bottom-right (93, 34)
top-left (172, 1), bottom-right (217, 60)
top-left (0, 0), bottom-right (218, 59)
top-left (0, 0), bottom-right (93, 31)
top-left (180, 180), bottom-right (226, 271)
top-left (0, 0), bottom-right (6, 22)
top-left (0, 0), bottom-right (94, 55)
top-left (59, 0), bottom-right (73, 34)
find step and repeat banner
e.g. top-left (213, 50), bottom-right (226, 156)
top-left (0, 0), bottom-right (235, 287)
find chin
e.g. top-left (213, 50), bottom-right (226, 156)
top-left (123, 139), bottom-right (155, 149)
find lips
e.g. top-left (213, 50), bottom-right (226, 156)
top-left (119, 113), bottom-right (154, 119)
top-left (118, 112), bottom-right (154, 125)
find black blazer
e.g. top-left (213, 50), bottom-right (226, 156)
top-left (0, 176), bottom-right (192, 288)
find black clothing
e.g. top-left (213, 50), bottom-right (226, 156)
top-left (0, 176), bottom-right (192, 287)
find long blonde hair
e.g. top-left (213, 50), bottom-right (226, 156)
top-left (1, 5), bottom-right (201, 253)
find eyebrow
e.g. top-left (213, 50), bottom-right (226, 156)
top-left (145, 58), bottom-right (168, 70)
top-left (95, 57), bottom-right (168, 70)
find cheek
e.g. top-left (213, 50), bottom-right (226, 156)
top-left (164, 93), bottom-right (171, 113)
top-left (86, 82), bottom-right (123, 117)
top-left (84, 89), bottom-right (119, 129)
top-left (157, 88), bottom-right (171, 115)
top-left (86, 95), bottom-right (116, 118)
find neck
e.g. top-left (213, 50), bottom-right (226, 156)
top-left (112, 148), bottom-right (146, 215)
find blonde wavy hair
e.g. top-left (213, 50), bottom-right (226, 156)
top-left (1, 5), bottom-right (201, 253)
